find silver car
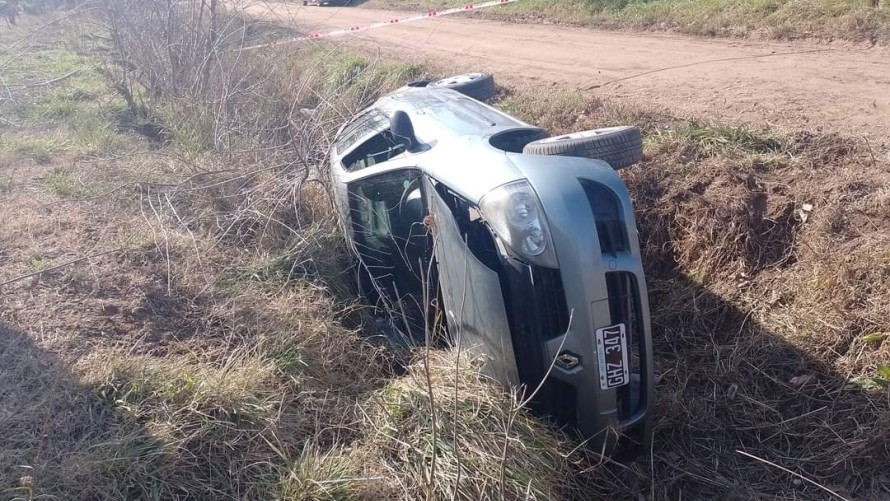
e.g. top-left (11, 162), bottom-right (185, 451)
top-left (329, 74), bottom-right (653, 455)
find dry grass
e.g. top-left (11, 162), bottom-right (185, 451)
top-left (355, 351), bottom-right (581, 501)
top-left (1, 9), bottom-right (373, 501)
top-left (624, 114), bottom-right (890, 499)
top-left (0, 7), bottom-right (589, 501)
top-left (1, 4), bottom-right (889, 501)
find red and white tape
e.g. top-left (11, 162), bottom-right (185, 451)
top-left (236, 0), bottom-right (521, 51)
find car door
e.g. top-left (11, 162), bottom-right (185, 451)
top-left (423, 177), bottom-right (520, 386)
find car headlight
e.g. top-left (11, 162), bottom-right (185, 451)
top-left (479, 180), bottom-right (558, 268)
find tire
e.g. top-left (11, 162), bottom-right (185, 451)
top-left (522, 126), bottom-right (643, 169)
top-left (428, 73), bottom-right (496, 102)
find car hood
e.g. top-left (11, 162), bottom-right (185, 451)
top-left (402, 135), bottom-right (618, 204)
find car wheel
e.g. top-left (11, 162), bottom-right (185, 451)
top-left (428, 73), bottom-right (496, 102)
top-left (522, 126), bottom-right (643, 169)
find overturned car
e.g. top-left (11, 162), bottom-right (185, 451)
top-left (329, 73), bottom-right (653, 454)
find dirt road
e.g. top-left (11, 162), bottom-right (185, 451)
top-left (242, 2), bottom-right (890, 141)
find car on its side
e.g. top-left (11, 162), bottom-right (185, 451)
top-left (329, 73), bottom-right (653, 455)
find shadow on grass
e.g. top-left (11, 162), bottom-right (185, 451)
top-left (628, 269), bottom-right (890, 500)
top-left (0, 322), bottom-right (166, 500)
top-left (0, 249), bottom-right (392, 500)
top-left (594, 169), bottom-right (890, 500)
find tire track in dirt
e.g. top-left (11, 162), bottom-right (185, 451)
top-left (239, 1), bottom-right (890, 144)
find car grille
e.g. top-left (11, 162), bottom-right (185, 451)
top-left (579, 179), bottom-right (629, 256)
top-left (528, 268), bottom-right (575, 426)
top-left (606, 271), bottom-right (646, 420)
top-left (499, 259), bottom-right (573, 425)
top-left (534, 267), bottom-right (571, 341)
top-left (543, 378), bottom-right (578, 428)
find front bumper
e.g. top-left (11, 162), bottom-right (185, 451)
top-left (504, 155), bottom-right (654, 454)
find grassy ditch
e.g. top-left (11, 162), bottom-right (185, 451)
top-left (0, 7), bottom-right (585, 501)
top-left (360, 0), bottom-right (890, 44)
top-left (1, 3), bottom-right (889, 501)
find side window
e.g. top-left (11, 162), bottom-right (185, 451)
top-left (342, 129), bottom-right (406, 172)
top-left (335, 110), bottom-right (406, 172)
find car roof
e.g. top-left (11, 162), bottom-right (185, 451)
top-left (375, 87), bottom-right (530, 139)
top-left (334, 87), bottom-right (608, 203)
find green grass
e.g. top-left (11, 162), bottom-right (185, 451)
top-left (1, 47), bottom-right (85, 83)
top-left (494, 87), bottom-right (782, 158)
top-left (0, 136), bottom-right (62, 164)
top-left (27, 71), bottom-right (127, 155)
top-left (33, 84), bottom-right (100, 119)
top-left (152, 102), bottom-right (216, 154)
top-left (497, 89), bottom-right (598, 133)
top-left (26, 257), bottom-right (54, 272)
top-left (44, 169), bottom-right (93, 197)
top-left (95, 355), bottom-right (278, 423)
top-left (1, 26), bottom-right (127, 159)
top-left (306, 49), bottom-right (427, 99)
top-left (668, 121), bottom-right (783, 155)
top-left (364, 0), bottom-right (890, 43)
top-left (277, 446), bottom-right (361, 501)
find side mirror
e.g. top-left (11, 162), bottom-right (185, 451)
top-left (390, 111), bottom-right (419, 152)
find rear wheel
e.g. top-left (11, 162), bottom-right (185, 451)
top-left (428, 73), bottom-right (496, 102)
top-left (522, 126), bottom-right (643, 170)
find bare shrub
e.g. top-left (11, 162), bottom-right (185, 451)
top-left (103, 0), bottom-right (426, 249)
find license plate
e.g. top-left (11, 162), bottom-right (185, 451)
top-left (596, 323), bottom-right (629, 390)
